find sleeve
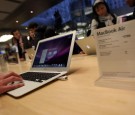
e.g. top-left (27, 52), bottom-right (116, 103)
top-left (90, 19), bottom-right (98, 36)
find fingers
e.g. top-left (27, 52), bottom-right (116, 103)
top-left (3, 72), bottom-right (22, 79)
top-left (0, 83), bottom-right (24, 94)
top-left (0, 72), bottom-right (24, 94)
top-left (2, 76), bottom-right (23, 85)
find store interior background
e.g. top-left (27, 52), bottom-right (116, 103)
top-left (22, 0), bottom-right (134, 38)
top-left (0, 0), bottom-right (134, 51)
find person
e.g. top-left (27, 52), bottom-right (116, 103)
top-left (28, 28), bottom-right (37, 47)
top-left (5, 43), bottom-right (12, 56)
top-left (11, 29), bottom-right (31, 61)
top-left (28, 23), bottom-right (38, 47)
top-left (5, 43), bottom-right (17, 62)
top-left (28, 22), bottom-right (47, 48)
top-left (54, 10), bottom-right (62, 30)
top-left (125, 0), bottom-right (135, 20)
top-left (90, 0), bottom-right (117, 35)
top-left (44, 27), bottom-right (57, 38)
top-left (0, 72), bottom-right (24, 94)
top-left (11, 42), bottom-right (18, 53)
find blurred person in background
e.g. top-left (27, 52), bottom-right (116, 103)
top-left (91, 0), bottom-right (117, 35)
top-left (44, 26), bottom-right (57, 38)
top-left (28, 22), bottom-right (47, 48)
top-left (11, 29), bottom-right (31, 61)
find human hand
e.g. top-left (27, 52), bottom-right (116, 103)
top-left (0, 72), bottom-right (24, 94)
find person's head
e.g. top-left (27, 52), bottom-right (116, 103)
top-left (125, 0), bottom-right (135, 7)
top-left (93, 0), bottom-right (110, 17)
top-left (28, 23), bottom-right (38, 39)
top-left (11, 29), bottom-right (21, 40)
top-left (29, 30), bottom-right (35, 38)
top-left (28, 22), bottom-right (38, 33)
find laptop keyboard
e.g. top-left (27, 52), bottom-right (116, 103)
top-left (20, 72), bottom-right (60, 82)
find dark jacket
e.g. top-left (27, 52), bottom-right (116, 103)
top-left (12, 36), bottom-right (31, 58)
top-left (95, 13), bottom-right (116, 29)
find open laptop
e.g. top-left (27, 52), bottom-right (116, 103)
top-left (76, 36), bottom-right (96, 55)
top-left (7, 31), bottom-right (76, 97)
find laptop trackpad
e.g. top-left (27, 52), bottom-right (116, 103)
top-left (7, 80), bottom-right (42, 97)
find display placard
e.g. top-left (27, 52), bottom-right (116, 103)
top-left (94, 20), bottom-right (135, 90)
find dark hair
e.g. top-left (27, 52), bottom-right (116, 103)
top-left (11, 28), bottom-right (19, 35)
top-left (93, 2), bottom-right (111, 19)
top-left (45, 27), bottom-right (57, 38)
top-left (28, 22), bottom-right (38, 29)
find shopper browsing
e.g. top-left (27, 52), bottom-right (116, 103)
top-left (91, 0), bottom-right (117, 35)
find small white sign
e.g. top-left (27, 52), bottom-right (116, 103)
top-left (94, 20), bottom-right (135, 78)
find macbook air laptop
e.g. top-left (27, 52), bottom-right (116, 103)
top-left (76, 36), bottom-right (96, 55)
top-left (7, 31), bottom-right (76, 97)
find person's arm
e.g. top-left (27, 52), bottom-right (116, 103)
top-left (90, 19), bottom-right (98, 36)
top-left (0, 72), bottom-right (24, 94)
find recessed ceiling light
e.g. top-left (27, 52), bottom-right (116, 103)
top-left (16, 20), bottom-right (19, 23)
top-left (30, 11), bottom-right (34, 13)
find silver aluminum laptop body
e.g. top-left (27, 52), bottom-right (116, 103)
top-left (7, 31), bottom-right (76, 97)
top-left (76, 36), bottom-right (96, 55)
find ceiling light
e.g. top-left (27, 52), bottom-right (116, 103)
top-left (16, 20), bottom-right (19, 23)
top-left (0, 35), bottom-right (13, 42)
top-left (30, 11), bottom-right (34, 13)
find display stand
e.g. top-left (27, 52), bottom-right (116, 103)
top-left (94, 20), bottom-right (135, 90)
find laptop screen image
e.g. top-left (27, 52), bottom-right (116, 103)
top-left (32, 34), bottom-right (73, 68)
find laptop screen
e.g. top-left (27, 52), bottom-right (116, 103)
top-left (32, 34), bottom-right (73, 68)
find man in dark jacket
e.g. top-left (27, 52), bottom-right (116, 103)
top-left (11, 29), bottom-right (31, 61)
